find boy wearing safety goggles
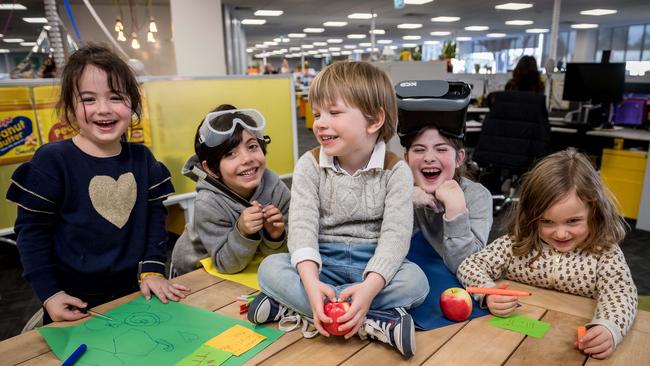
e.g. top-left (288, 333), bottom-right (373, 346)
top-left (171, 104), bottom-right (290, 276)
top-left (248, 62), bottom-right (429, 357)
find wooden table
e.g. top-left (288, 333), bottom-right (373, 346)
top-left (1, 270), bottom-right (649, 366)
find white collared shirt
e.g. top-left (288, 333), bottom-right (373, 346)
top-left (318, 140), bottom-right (386, 176)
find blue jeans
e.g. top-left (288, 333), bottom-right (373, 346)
top-left (257, 243), bottom-right (430, 317)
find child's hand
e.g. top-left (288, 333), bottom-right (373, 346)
top-left (43, 292), bottom-right (90, 322)
top-left (486, 293), bottom-right (518, 317)
top-left (486, 283), bottom-right (518, 317)
top-left (140, 276), bottom-right (190, 304)
top-left (262, 204), bottom-right (285, 240)
top-left (413, 186), bottom-right (438, 209)
top-left (434, 180), bottom-right (466, 218)
top-left (576, 325), bottom-right (614, 359)
top-left (237, 201), bottom-right (264, 237)
top-left (335, 273), bottom-right (384, 339)
top-left (303, 278), bottom-right (337, 336)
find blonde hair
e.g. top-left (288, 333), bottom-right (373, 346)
top-left (508, 149), bottom-right (626, 261)
top-left (308, 61), bottom-right (397, 142)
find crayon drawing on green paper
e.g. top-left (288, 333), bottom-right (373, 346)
top-left (38, 297), bottom-right (283, 366)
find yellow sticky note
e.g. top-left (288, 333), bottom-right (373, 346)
top-left (205, 325), bottom-right (267, 356)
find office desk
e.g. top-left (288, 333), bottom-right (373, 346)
top-left (467, 121), bottom-right (650, 231)
top-left (2, 270), bottom-right (648, 365)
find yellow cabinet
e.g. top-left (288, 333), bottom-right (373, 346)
top-left (600, 148), bottom-right (648, 219)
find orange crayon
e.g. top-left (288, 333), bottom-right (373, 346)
top-left (465, 287), bottom-right (532, 297)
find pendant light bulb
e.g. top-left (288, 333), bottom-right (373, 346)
top-left (131, 33), bottom-right (140, 49)
top-left (149, 18), bottom-right (158, 33)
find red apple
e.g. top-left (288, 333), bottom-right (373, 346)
top-left (323, 301), bottom-right (351, 336)
top-left (440, 287), bottom-right (473, 321)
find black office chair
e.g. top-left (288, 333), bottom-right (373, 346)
top-left (472, 91), bottom-right (551, 212)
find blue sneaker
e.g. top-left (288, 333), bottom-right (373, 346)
top-left (247, 292), bottom-right (289, 324)
top-left (358, 307), bottom-right (415, 357)
top-left (247, 293), bottom-right (318, 338)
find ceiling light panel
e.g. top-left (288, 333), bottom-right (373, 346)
top-left (431, 16), bottom-right (460, 22)
top-left (505, 20), bottom-right (533, 25)
top-left (242, 19), bottom-right (266, 25)
top-left (397, 23), bottom-right (423, 29)
top-left (580, 9), bottom-right (617, 16)
top-left (323, 21), bottom-right (348, 27)
top-left (22, 17), bottom-right (47, 23)
top-left (465, 26), bottom-right (489, 31)
top-left (254, 10), bottom-right (283, 16)
top-left (0, 4), bottom-right (27, 10)
top-left (571, 23), bottom-right (598, 29)
top-left (348, 13), bottom-right (375, 19)
top-left (495, 3), bottom-right (533, 10)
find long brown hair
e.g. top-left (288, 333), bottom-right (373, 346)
top-left (509, 149), bottom-right (626, 261)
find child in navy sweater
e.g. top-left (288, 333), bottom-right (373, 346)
top-left (6, 44), bottom-right (189, 323)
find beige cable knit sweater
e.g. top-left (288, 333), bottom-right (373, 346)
top-left (288, 141), bottom-right (414, 285)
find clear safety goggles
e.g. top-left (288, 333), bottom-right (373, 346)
top-left (198, 109), bottom-right (266, 147)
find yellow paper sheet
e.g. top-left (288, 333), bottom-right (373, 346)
top-left (200, 254), bottom-right (263, 290)
top-left (205, 325), bottom-right (266, 356)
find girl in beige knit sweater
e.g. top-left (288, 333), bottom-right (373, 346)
top-left (457, 149), bottom-right (637, 359)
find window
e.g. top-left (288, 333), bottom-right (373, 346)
top-left (643, 24), bottom-right (650, 61)
top-left (626, 25), bottom-right (644, 61)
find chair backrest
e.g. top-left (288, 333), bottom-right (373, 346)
top-left (473, 91), bottom-right (551, 172)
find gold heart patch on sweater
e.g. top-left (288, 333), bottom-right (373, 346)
top-left (89, 173), bottom-right (137, 228)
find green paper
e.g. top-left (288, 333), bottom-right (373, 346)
top-left (489, 313), bottom-right (551, 338)
top-left (38, 296), bottom-right (283, 366)
top-left (175, 344), bottom-right (232, 366)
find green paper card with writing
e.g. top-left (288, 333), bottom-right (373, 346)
top-left (175, 344), bottom-right (232, 366)
top-left (489, 313), bottom-right (551, 338)
top-left (38, 296), bottom-right (283, 366)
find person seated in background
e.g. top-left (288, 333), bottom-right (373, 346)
top-left (263, 63), bottom-right (278, 74)
top-left (505, 55), bottom-right (544, 93)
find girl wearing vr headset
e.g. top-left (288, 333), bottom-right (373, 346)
top-left (6, 44), bottom-right (188, 324)
top-left (171, 104), bottom-right (290, 276)
top-left (400, 124), bottom-right (493, 274)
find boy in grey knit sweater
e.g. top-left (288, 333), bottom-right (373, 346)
top-left (248, 62), bottom-right (429, 358)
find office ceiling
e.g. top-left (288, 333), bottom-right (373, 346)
top-left (2, 1), bottom-right (650, 55)
top-left (223, 0), bottom-right (650, 52)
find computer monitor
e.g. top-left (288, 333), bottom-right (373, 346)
top-left (562, 63), bottom-right (625, 103)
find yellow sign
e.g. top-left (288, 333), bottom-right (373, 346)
top-left (205, 325), bottom-right (266, 356)
top-left (0, 87), bottom-right (40, 165)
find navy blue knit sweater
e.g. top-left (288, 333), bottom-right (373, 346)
top-left (6, 139), bottom-right (174, 303)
